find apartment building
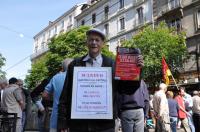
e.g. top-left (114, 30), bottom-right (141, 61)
top-left (154, 0), bottom-right (200, 83)
top-left (76, 0), bottom-right (154, 53)
top-left (31, 4), bottom-right (84, 62)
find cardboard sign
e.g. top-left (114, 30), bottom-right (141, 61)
top-left (71, 67), bottom-right (113, 119)
top-left (115, 47), bottom-right (141, 81)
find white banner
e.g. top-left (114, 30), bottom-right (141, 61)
top-left (71, 67), bottom-right (113, 119)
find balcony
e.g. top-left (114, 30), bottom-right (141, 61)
top-left (133, 17), bottom-right (147, 29)
top-left (67, 24), bottom-right (73, 31)
top-left (158, 0), bottom-right (182, 17)
top-left (30, 46), bottom-right (49, 61)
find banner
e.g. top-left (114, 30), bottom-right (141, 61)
top-left (71, 67), bottom-right (113, 119)
top-left (115, 47), bottom-right (141, 81)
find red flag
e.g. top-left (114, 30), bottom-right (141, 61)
top-left (162, 57), bottom-right (172, 85)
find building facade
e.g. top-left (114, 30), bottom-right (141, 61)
top-left (76, 0), bottom-right (153, 53)
top-left (154, 0), bottom-right (200, 83)
top-left (31, 4), bottom-right (84, 62)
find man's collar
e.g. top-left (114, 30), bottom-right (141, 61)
top-left (83, 53), bottom-right (102, 61)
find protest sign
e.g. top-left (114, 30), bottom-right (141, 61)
top-left (71, 67), bottom-right (113, 119)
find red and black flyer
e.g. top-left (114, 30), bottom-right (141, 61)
top-left (115, 47), bottom-right (141, 81)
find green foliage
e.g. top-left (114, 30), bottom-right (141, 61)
top-left (0, 53), bottom-right (6, 79)
top-left (123, 22), bottom-right (187, 86)
top-left (25, 26), bottom-right (114, 89)
top-left (25, 55), bottom-right (48, 90)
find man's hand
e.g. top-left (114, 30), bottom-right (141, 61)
top-left (137, 55), bottom-right (144, 67)
top-left (60, 129), bottom-right (68, 132)
top-left (186, 112), bottom-right (191, 117)
top-left (42, 91), bottom-right (49, 100)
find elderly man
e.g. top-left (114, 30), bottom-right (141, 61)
top-left (1, 77), bottom-right (24, 132)
top-left (58, 28), bottom-right (117, 132)
top-left (153, 83), bottom-right (171, 132)
top-left (192, 90), bottom-right (200, 131)
top-left (42, 59), bottom-right (73, 132)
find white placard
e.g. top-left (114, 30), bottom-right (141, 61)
top-left (71, 67), bottom-right (113, 119)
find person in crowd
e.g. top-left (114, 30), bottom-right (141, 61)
top-left (17, 79), bottom-right (31, 132)
top-left (153, 83), bottom-right (171, 132)
top-left (1, 77), bottom-right (24, 132)
top-left (149, 94), bottom-right (156, 126)
top-left (192, 90), bottom-right (200, 131)
top-left (181, 87), bottom-right (195, 132)
top-left (167, 91), bottom-right (179, 132)
top-left (31, 79), bottom-right (50, 132)
top-left (58, 28), bottom-right (144, 132)
top-left (42, 59), bottom-right (73, 132)
top-left (175, 87), bottom-right (191, 132)
top-left (118, 79), bottom-right (149, 132)
top-left (0, 78), bottom-right (8, 107)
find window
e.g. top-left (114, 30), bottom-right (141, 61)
top-left (61, 21), bottom-right (64, 29)
top-left (168, 18), bottom-right (182, 32)
top-left (118, 37), bottom-right (126, 46)
top-left (104, 23), bottom-right (109, 35)
top-left (35, 45), bottom-right (38, 53)
top-left (92, 13), bottom-right (96, 24)
top-left (119, 17), bottom-right (125, 30)
top-left (137, 7), bottom-right (144, 23)
top-left (42, 34), bottom-right (45, 42)
top-left (41, 42), bottom-right (44, 49)
top-left (168, 0), bottom-right (179, 9)
top-left (104, 6), bottom-right (109, 19)
top-left (54, 26), bottom-right (57, 34)
top-left (81, 20), bottom-right (85, 25)
top-left (69, 15), bottom-right (72, 24)
top-left (197, 10), bottom-right (200, 29)
top-left (48, 30), bottom-right (51, 38)
top-left (35, 39), bottom-right (38, 52)
top-left (119, 0), bottom-right (124, 9)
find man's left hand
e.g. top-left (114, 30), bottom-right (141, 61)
top-left (137, 55), bottom-right (144, 67)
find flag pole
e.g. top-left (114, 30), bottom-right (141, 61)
top-left (170, 74), bottom-right (179, 90)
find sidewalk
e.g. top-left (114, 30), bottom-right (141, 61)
top-left (148, 128), bottom-right (185, 132)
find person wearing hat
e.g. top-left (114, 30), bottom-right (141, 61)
top-left (57, 28), bottom-right (117, 132)
top-left (57, 28), bottom-right (144, 132)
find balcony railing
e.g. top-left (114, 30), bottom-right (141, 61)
top-left (158, 0), bottom-right (181, 16)
top-left (133, 0), bottom-right (145, 6)
top-left (133, 16), bottom-right (147, 28)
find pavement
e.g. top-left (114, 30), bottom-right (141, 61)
top-left (25, 128), bottom-right (185, 132)
top-left (148, 128), bottom-right (185, 132)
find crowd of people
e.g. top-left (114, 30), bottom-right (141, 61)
top-left (0, 28), bottom-right (200, 132)
top-left (150, 84), bottom-right (200, 132)
top-left (0, 77), bottom-right (31, 132)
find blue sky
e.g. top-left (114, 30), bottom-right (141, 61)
top-left (0, 0), bottom-right (86, 80)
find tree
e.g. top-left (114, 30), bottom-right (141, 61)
top-left (25, 26), bottom-right (114, 89)
top-left (122, 23), bottom-right (188, 86)
top-left (25, 55), bottom-right (48, 90)
top-left (0, 53), bottom-right (6, 79)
